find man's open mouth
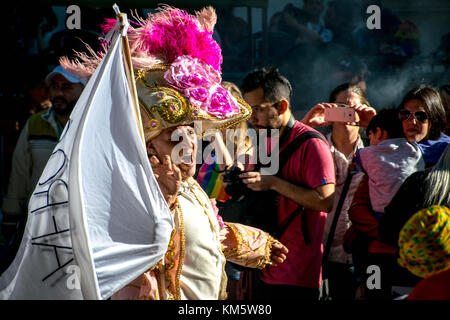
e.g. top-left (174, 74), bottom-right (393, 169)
top-left (180, 152), bottom-right (194, 165)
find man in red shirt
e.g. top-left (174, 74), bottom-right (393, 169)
top-left (240, 67), bottom-right (336, 299)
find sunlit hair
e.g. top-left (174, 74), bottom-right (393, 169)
top-left (222, 81), bottom-right (243, 100)
top-left (366, 107), bottom-right (403, 138)
top-left (221, 81), bottom-right (252, 154)
top-left (398, 85), bottom-right (446, 140)
top-left (329, 82), bottom-right (371, 107)
top-left (241, 67), bottom-right (292, 103)
top-left (423, 144), bottom-right (450, 208)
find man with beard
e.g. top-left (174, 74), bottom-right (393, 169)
top-left (239, 67), bottom-right (336, 299)
top-left (0, 65), bottom-right (85, 266)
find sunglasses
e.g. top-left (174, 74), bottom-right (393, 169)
top-left (399, 109), bottom-right (428, 123)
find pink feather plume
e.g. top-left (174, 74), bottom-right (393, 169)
top-left (60, 6), bottom-right (222, 77)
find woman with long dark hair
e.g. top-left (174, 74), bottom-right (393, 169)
top-left (397, 85), bottom-right (450, 167)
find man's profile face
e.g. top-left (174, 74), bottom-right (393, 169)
top-left (49, 74), bottom-right (84, 116)
top-left (147, 125), bottom-right (198, 180)
top-left (244, 87), bottom-right (282, 131)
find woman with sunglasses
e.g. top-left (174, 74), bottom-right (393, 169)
top-left (397, 86), bottom-right (450, 167)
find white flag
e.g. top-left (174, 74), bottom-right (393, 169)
top-left (0, 21), bottom-right (173, 300)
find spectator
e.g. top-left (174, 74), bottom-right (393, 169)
top-left (300, 83), bottom-right (376, 300)
top-left (348, 140), bottom-right (450, 299)
top-left (345, 108), bottom-right (425, 299)
top-left (356, 108), bottom-right (424, 220)
top-left (346, 176), bottom-right (401, 300)
top-left (397, 85), bottom-right (450, 167)
top-left (379, 143), bottom-right (450, 248)
top-left (397, 205), bottom-right (450, 300)
top-left (344, 108), bottom-right (424, 299)
top-left (239, 67), bottom-right (336, 300)
top-left (0, 65), bottom-right (86, 273)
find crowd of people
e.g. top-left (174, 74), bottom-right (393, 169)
top-left (0, 3), bottom-right (449, 300)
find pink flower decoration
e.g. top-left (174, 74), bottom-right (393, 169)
top-left (208, 85), bottom-right (240, 119)
top-left (164, 56), bottom-right (220, 89)
top-left (185, 87), bottom-right (209, 111)
top-left (164, 56), bottom-right (239, 119)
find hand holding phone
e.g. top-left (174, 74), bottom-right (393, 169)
top-left (324, 105), bottom-right (356, 123)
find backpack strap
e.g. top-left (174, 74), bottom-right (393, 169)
top-left (274, 129), bottom-right (328, 244)
top-left (253, 115), bottom-right (296, 172)
top-left (322, 158), bottom-right (357, 277)
top-left (277, 130), bottom-right (327, 175)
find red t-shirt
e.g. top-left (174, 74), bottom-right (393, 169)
top-left (260, 121), bottom-right (335, 289)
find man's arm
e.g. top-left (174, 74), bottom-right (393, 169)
top-left (240, 172), bottom-right (335, 213)
top-left (221, 222), bottom-right (288, 268)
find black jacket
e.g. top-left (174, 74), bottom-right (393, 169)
top-left (378, 168), bottom-right (432, 247)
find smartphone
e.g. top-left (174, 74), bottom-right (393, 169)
top-left (324, 106), bottom-right (356, 123)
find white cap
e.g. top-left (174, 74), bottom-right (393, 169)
top-left (45, 65), bottom-right (88, 86)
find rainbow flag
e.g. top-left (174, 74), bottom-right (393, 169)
top-left (196, 153), bottom-right (230, 201)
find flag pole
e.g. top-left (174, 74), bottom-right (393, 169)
top-left (116, 10), bottom-right (145, 145)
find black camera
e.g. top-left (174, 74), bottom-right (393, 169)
top-left (222, 166), bottom-right (249, 198)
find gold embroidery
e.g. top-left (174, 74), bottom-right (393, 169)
top-left (143, 85), bottom-right (191, 125)
top-left (257, 234), bottom-right (276, 269)
top-left (164, 218), bottom-right (177, 300)
top-left (175, 199), bottom-right (185, 300)
top-left (222, 222), bottom-right (243, 259)
top-left (149, 259), bottom-right (163, 272)
top-left (135, 64), bottom-right (171, 81)
top-left (188, 180), bottom-right (229, 299)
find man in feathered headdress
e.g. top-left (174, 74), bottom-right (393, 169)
top-left (63, 6), bottom-right (288, 300)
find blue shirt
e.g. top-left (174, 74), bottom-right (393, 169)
top-left (418, 133), bottom-right (450, 167)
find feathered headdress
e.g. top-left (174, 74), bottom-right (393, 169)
top-left (61, 6), bottom-right (251, 141)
